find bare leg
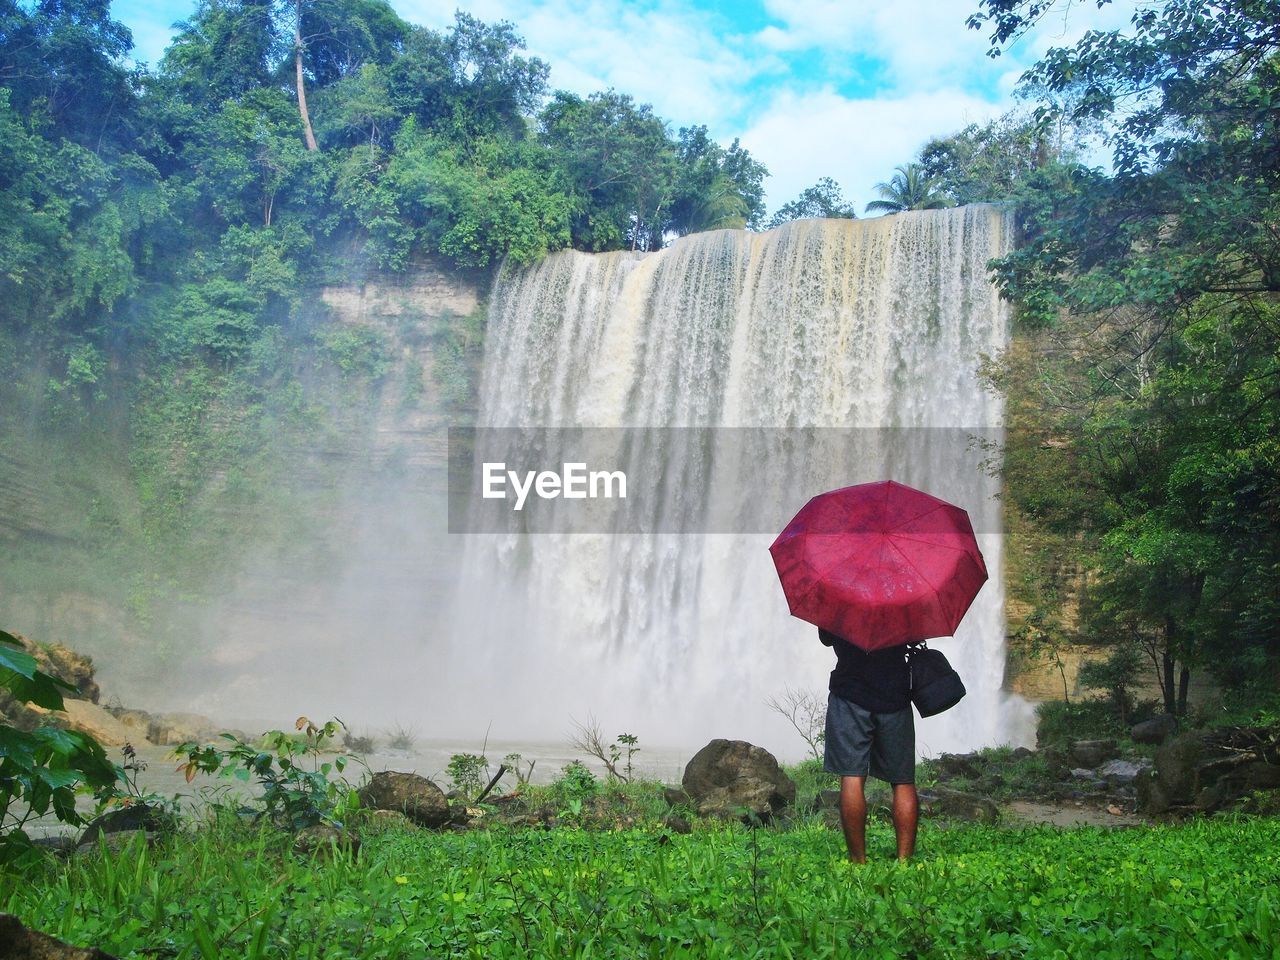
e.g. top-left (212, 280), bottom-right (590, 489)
top-left (838, 776), bottom-right (868, 863)
top-left (892, 783), bottom-right (918, 860)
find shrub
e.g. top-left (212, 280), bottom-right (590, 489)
top-left (0, 631), bottom-right (122, 863)
top-left (1035, 699), bottom-right (1126, 747)
top-left (176, 716), bottom-right (359, 829)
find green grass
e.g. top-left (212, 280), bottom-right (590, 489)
top-left (6, 815), bottom-right (1279, 959)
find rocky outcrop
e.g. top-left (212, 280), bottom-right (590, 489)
top-left (0, 913), bottom-right (117, 959)
top-left (357, 772), bottom-right (450, 828)
top-left (0, 632), bottom-right (101, 730)
top-left (144, 712), bottom-right (229, 746)
top-left (27, 700), bottom-right (139, 748)
top-left (681, 739), bottom-right (796, 820)
top-left (1138, 726), bottom-right (1280, 815)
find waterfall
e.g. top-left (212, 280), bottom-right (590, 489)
top-left (448, 205), bottom-right (1027, 759)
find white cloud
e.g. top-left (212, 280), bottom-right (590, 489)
top-left (740, 87), bottom-right (1005, 214)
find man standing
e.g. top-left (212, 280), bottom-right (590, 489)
top-left (819, 627), bottom-right (918, 862)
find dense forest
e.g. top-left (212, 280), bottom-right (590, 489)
top-left (1, 0), bottom-right (1278, 723)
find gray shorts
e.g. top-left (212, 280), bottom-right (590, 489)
top-left (823, 694), bottom-right (916, 785)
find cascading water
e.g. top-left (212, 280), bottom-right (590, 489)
top-left (447, 205), bottom-right (1029, 759)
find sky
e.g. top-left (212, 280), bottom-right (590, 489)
top-left (110, 0), bottom-right (1135, 213)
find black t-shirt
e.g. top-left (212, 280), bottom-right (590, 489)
top-left (820, 628), bottom-right (911, 713)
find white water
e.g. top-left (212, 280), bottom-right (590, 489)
top-left (447, 207), bottom-right (1032, 761)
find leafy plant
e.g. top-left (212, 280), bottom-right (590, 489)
top-left (568, 716), bottom-right (640, 783)
top-left (446, 753), bottom-right (489, 802)
top-left (176, 716), bottom-right (360, 829)
top-left (0, 631), bottom-right (121, 863)
top-left (502, 752), bottom-right (536, 787)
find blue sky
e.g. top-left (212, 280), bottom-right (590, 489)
top-left (110, 0), bottom-right (1132, 212)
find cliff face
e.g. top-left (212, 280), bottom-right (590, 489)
top-left (0, 264), bottom-right (484, 711)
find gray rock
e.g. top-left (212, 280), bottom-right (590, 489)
top-left (818, 789), bottom-right (842, 810)
top-left (0, 912), bottom-right (118, 958)
top-left (1070, 739), bottom-right (1119, 768)
top-left (1070, 768), bottom-right (1096, 780)
top-left (1131, 714), bottom-right (1178, 745)
top-left (78, 803), bottom-right (172, 847)
top-left (1011, 747), bottom-right (1035, 761)
top-left (358, 771), bottom-right (450, 828)
top-left (682, 739), bottom-right (796, 820)
top-left (1098, 759), bottom-right (1151, 785)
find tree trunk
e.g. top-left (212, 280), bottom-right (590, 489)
top-left (1161, 619), bottom-right (1177, 716)
top-left (295, 1), bottom-right (318, 152)
top-left (1177, 665), bottom-right (1190, 716)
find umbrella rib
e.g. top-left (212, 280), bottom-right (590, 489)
top-left (885, 538), bottom-right (944, 596)
top-left (891, 534), bottom-right (970, 553)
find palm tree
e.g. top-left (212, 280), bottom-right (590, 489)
top-left (864, 164), bottom-right (950, 215)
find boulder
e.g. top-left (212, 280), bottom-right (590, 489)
top-left (28, 699), bottom-right (138, 747)
top-left (78, 804), bottom-right (173, 847)
top-left (1131, 714), bottom-right (1178, 745)
top-left (1069, 740), bottom-right (1119, 768)
top-left (1011, 747), bottom-right (1035, 761)
top-left (919, 787), bottom-right (999, 823)
top-left (818, 789), bottom-right (842, 810)
top-left (682, 739), bottom-right (796, 820)
top-left (357, 771), bottom-right (450, 828)
top-left (0, 913), bottom-right (118, 959)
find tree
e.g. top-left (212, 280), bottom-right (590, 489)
top-left (0, 0), bottom-right (137, 147)
top-left (665, 125), bottom-right (769, 235)
top-left (160, 0), bottom-right (281, 108)
top-left (767, 177), bottom-right (858, 227)
top-left (973, 0), bottom-right (1280, 705)
top-left (540, 89), bottom-right (677, 252)
top-left (864, 163), bottom-right (950, 215)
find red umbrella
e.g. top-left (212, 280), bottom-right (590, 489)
top-left (769, 480), bottom-right (988, 652)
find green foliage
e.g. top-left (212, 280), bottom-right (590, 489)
top-left (767, 176), bottom-right (858, 227)
top-left (1035, 699), bottom-right (1127, 749)
top-left (0, 631), bottom-right (121, 864)
top-left (978, 0), bottom-right (1280, 708)
top-left (552, 760), bottom-right (598, 814)
top-left (175, 716), bottom-right (359, 829)
top-left (865, 163), bottom-right (951, 215)
top-left (446, 753), bottom-right (489, 802)
top-left (5, 816), bottom-right (1280, 956)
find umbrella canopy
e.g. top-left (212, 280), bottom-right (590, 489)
top-left (769, 480), bottom-right (987, 651)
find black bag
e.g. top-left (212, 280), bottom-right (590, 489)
top-left (907, 642), bottom-right (966, 717)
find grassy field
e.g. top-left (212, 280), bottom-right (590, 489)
top-left (7, 815), bottom-right (1279, 959)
